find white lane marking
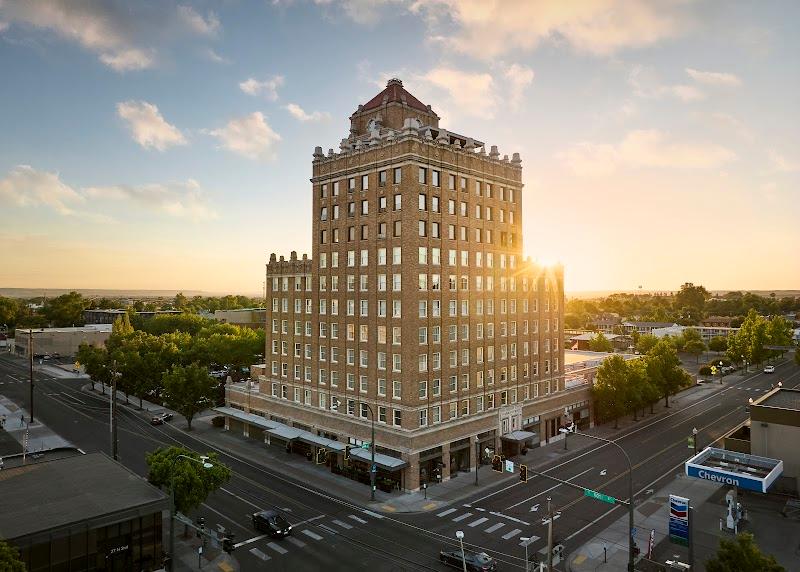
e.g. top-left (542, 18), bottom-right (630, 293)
top-left (286, 536), bottom-right (306, 548)
top-left (233, 534), bottom-right (268, 548)
top-left (201, 503), bottom-right (251, 534)
top-left (220, 487), bottom-right (262, 509)
top-left (452, 512), bottom-right (473, 522)
top-left (489, 512), bottom-right (530, 526)
top-left (348, 515), bottom-right (367, 524)
top-left (475, 507), bottom-right (486, 512)
top-left (502, 528), bottom-right (522, 540)
top-left (250, 547), bottom-right (270, 561)
top-left (468, 517), bottom-right (489, 528)
top-left (520, 535), bottom-right (540, 546)
top-left (60, 392), bottom-right (86, 405)
top-left (362, 509), bottom-right (384, 519)
top-left (293, 515), bottom-right (325, 527)
top-left (266, 541), bottom-right (288, 555)
top-left (437, 508), bottom-right (458, 517)
top-left (301, 529), bottom-right (323, 541)
top-left (504, 467), bottom-right (595, 510)
top-left (485, 523), bottom-right (506, 534)
top-left (332, 519), bottom-right (353, 529)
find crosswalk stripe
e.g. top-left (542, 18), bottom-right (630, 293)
top-left (266, 542), bottom-right (288, 555)
top-left (301, 529), bottom-right (323, 541)
top-left (437, 508), bottom-right (457, 517)
top-left (250, 548), bottom-right (271, 561)
top-left (452, 512), bottom-right (473, 522)
top-left (362, 510), bottom-right (384, 519)
top-left (286, 536), bottom-right (306, 548)
top-left (332, 519), bottom-right (353, 530)
top-left (468, 517), bottom-right (489, 527)
top-left (502, 528), bottom-right (522, 540)
top-left (485, 523), bottom-right (506, 533)
top-left (348, 515), bottom-right (368, 524)
top-left (319, 524), bottom-right (338, 535)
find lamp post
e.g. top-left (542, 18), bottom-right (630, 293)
top-left (692, 427), bottom-right (698, 456)
top-left (741, 355), bottom-right (746, 374)
top-left (520, 536), bottom-right (534, 572)
top-left (28, 329), bottom-right (35, 423)
top-left (719, 360), bottom-right (725, 384)
top-left (560, 427), bottom-right (636, 572)
top-left (169, 454), bottom-right (213, 571)
top-left (474, 436), bottom-right (480, 486)
top-left (455, 530), bottom-right (467, 572)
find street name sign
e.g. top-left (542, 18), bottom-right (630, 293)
top-left (584, 489), bottom-right (616, 504)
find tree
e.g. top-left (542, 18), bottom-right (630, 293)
top-left (646, 339), bottom-right (688, 408)
top-left (766, 316), bottom-right (793, 358)
top-left (636, 334), bottom-right (659, 355)
top-left (588, 332), bottom-right (613, 353)
top-left (0, 297), bottom-right (20, 329)
top-left (161, 363), bottom-right (216, 430)
top-left (674, 283), bottom-right (709, 318)
top-left (592, 355), bottom-right (629, 428)
top-left (145, 447), bottom-right (231, 515)
top-left (76, 343), bottom-right (110, 391)
top-left (43, 291), bottom-right (89, 327)
top-left (708, 336), bottom-right (728, 353)
top-left (0, 538), bottom-right (25, 572)
top-left (728, 310), bottom-right (770, 367)
top-left (140, 314), bottom-right (213, 336)
top-left (705, 532), bottom-right (784, 572)
top-left (682, 328), bottom-right (706, 363)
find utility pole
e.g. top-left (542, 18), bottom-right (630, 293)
top-left (28, 329), bottom-right (34, 423)
top-left (547, 497), bottom-right (553, 572)
top-left (110, 360), bottom-right (118, 460)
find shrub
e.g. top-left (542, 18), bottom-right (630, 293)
top-left (699, 366), bottom-right (712, 376)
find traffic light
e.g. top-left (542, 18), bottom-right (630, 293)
top-left (196, 517), bottom-right (205, 538)
top-left (222, 532), bottom-right (235, 554)
top-left (520, 464), bottom-right (528, 483)
top-left (491, 454), bottom-right (503, 473)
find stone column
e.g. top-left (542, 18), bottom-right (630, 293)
top-left (243, 422), bottom-right (250, 438)
top-left (440, 441), bottom-right (451, 482)
top-left (469, 436), bottom-right (479, 472)
top-left (405, 451), bottom-right (420, 492)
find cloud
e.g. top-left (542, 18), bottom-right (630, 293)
top-left (0, 164), bottom-right (85, 216)
top-left (205, 48), bottom-right (230, 64)
top-left (503, 63), bottom-right (535, 108)
top-left (85, 179), bottom-right (217, 221)
top-left (116, 101), bottom-right (187, 151)
top-left (409, 0), bottom-right (684, 59)
top-left (768, 150), bottom-right (799, 173)
top-left (686, 68), bottom-right (742, 87)
top-left (628, 65), bottom-right (705, 102)
top-left (285, 103), bottom-right (330, 122)
top-left (0, 0), bottom-right (155, 71)
top-left (177, 5), bottom-right (220, 36)
top-left (558, 130), bottom-right (737, 176)
top-left (0, 21), bottom-right (8, 32)
top-left (314, 0), bottom-right (402, 25)
top-left (239, 76), bottom-right (284, 100)
top-left (207, 112), bottom-right (281, 160)
top-left (417, 67), bottom-right (497, 120)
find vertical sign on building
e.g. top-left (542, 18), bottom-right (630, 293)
top-left (647, 529), bottom-right (655, 558)
top-left (669, 495), bottom-right (690, 546)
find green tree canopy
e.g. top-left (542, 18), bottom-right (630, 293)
top-left (592, 354), bottom-right (629, 428)
top-left (0, 537), bottom-right (25, 572)
top-left (588, 332), bottom-right (614, 353)
top-left (162, 363), bottom-right (217, 430)
top-left (636, 334), bottom-right (659, 355)
top-left (43, 291), bottom-right (89, 327)
top-left (0, 297), bottom-right (20, 329)
top-left (646, 339), bottom-right (689, 407)
top-left (139, 314), bottom-right (214, 336)
top-left (708, 336), bottom-right (728, 352)
top-left (705, 532), bottom-right (784, 572)
top-left (674, 283), bottom-right (709, 317)
top-left (145, 447), bottom-right (231, 515)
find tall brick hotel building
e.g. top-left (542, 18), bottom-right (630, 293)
top-left (221, 79), bottom-right (592, 491)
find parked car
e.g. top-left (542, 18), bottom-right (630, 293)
top-left (763, 365), bottom-right (775, 374)
top-left (252, 510), bottom-right (292, 537)
top-left (439, 550), bottom-right (497, 571)
top-left (150, 412), bottom-right (174, 425)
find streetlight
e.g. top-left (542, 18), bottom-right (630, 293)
top-left (560, 427), bottom-right (636, 572)
top-left (692, 427), bottom-right (698, 456)
top-left (455, 530), bottom-right (467, 572)
top-left (741, 355), bottom-right (747, 373)
top-left (719, 360), bottom-right (725, 384)
top-left (474, 436), bottom-right (480, 486)
top-left (169, 454), bottom-right (214, 571)
top-left (520, 536), bottom-right (535, 572)
top-left (331, 400), bottom-right (376, 500)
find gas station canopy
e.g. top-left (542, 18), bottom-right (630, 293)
top-left (685, 447), bottom-right (783, 493)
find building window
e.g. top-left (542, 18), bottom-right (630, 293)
top-left (432, 170), bottom-right (440, 187)
top-left (379, 170), bottom-right (387, 187)
top-left (361, 174), bottom-right (369, 190)
top-left (418, 167), bottom-right (427, 184)
top-left (393, 409), bottom-right (402, 426)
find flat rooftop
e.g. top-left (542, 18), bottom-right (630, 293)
top-left (755, 387), bottom-right (800, 411)
top-left (564, 350), bottom-right (638, 367)
top-left (0, 452), bottom-right (168, 540)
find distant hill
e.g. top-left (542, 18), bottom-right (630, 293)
top-left (0, 288), bottom-right (260, 299)
top-left (567, 289), bottom-right (800, 299)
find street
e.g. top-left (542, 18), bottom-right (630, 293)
top-left (1, 352), bottom-right (797, 571)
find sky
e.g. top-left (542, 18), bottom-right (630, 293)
top-left (0, 0), bottom-right (798, 295)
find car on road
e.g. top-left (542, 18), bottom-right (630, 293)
top-left (439, 549), bottom-right (497, 571)
top-left (252, 510), bottom-right (292, 538)
top-left (150, 412), bottom-right (174, 425)
top-left (763, 365), bottom-right (775, 374)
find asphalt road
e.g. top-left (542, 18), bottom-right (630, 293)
top-left (1, 352), bottom-right (796, 571)
top-left (404, 359), bottom-right (800, 567)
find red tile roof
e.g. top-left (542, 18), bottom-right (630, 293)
top-left (360, 78), bottom-right (431, 113)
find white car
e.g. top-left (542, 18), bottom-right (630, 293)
top-left (763, 365), bottom-right (775, 374)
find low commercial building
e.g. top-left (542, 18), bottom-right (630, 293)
top-left (0, 452), bottom-right (168, 571)
top-left (651, 324), bottom-right (739, 343)
top-left (13, 325), bottom-right (112, 359)
top-left (587, 314), bottom-right (621, 334)
top-left (568, 332), bottom-right (632, 352)
top-left (213, 308), bottom-right (267, 329)
top-left (621, 321), bottom-right (678, 335)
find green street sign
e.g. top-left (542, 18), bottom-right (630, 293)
top-left (584, 489), bottom-right (616, 504)
top-left (361, 442), bottom-right (371, 450)
top-left (687, 436), bottom-right (695, 449)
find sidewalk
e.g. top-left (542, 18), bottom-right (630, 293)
top-left (0, 395), bottom-right (75, 456)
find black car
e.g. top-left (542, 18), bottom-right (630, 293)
top-left (150, 412), bottom-right (174, 425)
top-left (439, 550), bottom-right (497, 571)
top-left (252, 510), bottom-right (292, 538)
